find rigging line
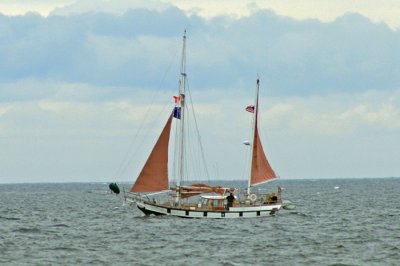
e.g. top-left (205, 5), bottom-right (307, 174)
top-left (242, 99), bottom-right (255, 180)
top-left (113, 48), bottom-right (179, 180)
top-left (186, 78), bottom-right (211, 182)
top-left (114, 88), bottom-right (171, 180)
top-left (184, 116), bottom-right (191, 182)
top-left (241, 144), bottom-right (251, 182)
top-left (171, 115), bottom-right (180, 184)
top-left (117, 96), bottom-right (172, 180)
top-left (182, 102), bottom-right (197, 183)
top-left (184, 112), bottom-right (201, 181)
top-left (187, 112), bottom-right (205, 181)
top-left (186, 125), bottom-right (199, 181)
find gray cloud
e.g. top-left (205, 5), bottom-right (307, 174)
top-left (2, 6), bottom-right (400, 182)
top-left (0, 8), bottom-right (399, 101)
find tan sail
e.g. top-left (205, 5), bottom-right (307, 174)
top-left (130, 113), bottom-right (173, 193)
top-left (250, 126), bottom-right (277, 186)
top-left (250, 79), bottom-right (277, 186)
top-left (179, 183), bottom-right (228, 199)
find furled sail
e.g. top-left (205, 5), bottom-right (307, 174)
top-left (178, 184), bottom-right (228, 199)
top-left (250, 80), bottom-right (278, 186)
top-left (130, 113), bottom-right (173, 193)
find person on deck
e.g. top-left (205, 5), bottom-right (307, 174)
top-left (226, 193), bottom-right (235, 210)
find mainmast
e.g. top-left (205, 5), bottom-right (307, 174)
top-left (176, 30), bottom-right (187, 199)
top-left (247, 78), bottom-right (260, 196)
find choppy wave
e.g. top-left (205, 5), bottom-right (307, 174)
top-left (1, 178), bottom-right (400, 265)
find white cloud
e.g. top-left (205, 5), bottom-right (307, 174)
top-left (1, 84), bottom-right (399, 182)
top-left (0, 105), bottom-right (11, 117)
top-left (2, 9), bottom-right (399, 95)
top-left (264, 90), bottom-right (400, 136)
top-left (0, 0), bottom-right (74, 16)
top-left (358, 103), bottom-right (400, 129)
top-left (52, 0), bottom-right (171, 16)
top-left (0, 4), bottom-right (400, 182)
top-left (170, 0), bottom-right (400, 29)
top-left (2, 0), bottom-right (400, 29)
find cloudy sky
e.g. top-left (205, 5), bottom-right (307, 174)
top-left (0, 0), bottom-right (399, 183)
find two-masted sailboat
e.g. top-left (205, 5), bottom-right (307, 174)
top-left (124, 32), bottom-right (284, 218)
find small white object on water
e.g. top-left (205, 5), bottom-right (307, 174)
top-left (113, 207), bottom-right (119, 210)
top-left (282, 199), bottom-right (296, 210)
top-left (334, 186), bottom-right (340, 190)
top-left (243, 140), bottom-right (251, 146)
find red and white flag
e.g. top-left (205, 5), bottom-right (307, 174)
top-left (173, 95), bottom-right (181, 103)
top-left (245, 105), bottom-right (255, 113)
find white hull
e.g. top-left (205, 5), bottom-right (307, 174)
top-left (135, 201), bottom-right (281, 219)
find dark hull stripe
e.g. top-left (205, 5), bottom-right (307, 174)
top-left (137, 204), bottom-right (279, 218)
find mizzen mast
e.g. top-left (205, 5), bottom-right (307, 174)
top-left (247, 79), bottom-right (260, 196)
top-left (247, 78), bottom-right (278, 197)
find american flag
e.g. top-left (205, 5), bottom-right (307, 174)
top-left (245, 105), bottom-right (255, 113)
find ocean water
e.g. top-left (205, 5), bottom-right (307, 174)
top-left (1, 178), bottom-right (399, 266)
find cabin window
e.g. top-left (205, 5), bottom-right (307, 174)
top-left (185, 210), bottom-right (189, 216)
top-left (257, 211), bottom-right (261, 216)
top-left (203, 212), bottom-right (207, 217)
top-left (212, 200), bottom-right (220, 207)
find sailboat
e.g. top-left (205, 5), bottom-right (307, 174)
top-left (124, 31), bottom-right (284, 218)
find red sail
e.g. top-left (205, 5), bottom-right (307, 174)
top-left (250, 80), bottom-right (277, 186)
top-left (130, 114), bottom-right (173, 193)
top-left (250, 126), bottom-right (277, 186)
